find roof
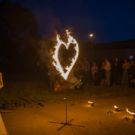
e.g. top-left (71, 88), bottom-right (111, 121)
top-left (94, 40), bottom-right (135, 50)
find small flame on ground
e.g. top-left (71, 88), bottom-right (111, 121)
top-left (114, 105), bottom-right (119, 109)
top-left (88, 101), bottom-right (94, 107)
top-left (88, 101), bottom-right (94, 104)
top-left (113, 105), bottom-right (121, 112)
top-left (126, 108), bottom-right (135, 116)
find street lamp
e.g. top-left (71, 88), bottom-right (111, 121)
top-left (89, 33), bottom-right (95, 46)
top-left (89, 33), bottom-right (94, 44)
top-left (89, 33), bottom-right (94, 38)
top-left (89, 33), bottom-right (95, 61)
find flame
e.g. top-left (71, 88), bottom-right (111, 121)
top-left (88, 101), bottom-right (94, 104)
top-left (114, 105), bottom-right (119, 109)
top-left (113, 105), bottom-right (121, 112)
top-left (52, 30), bottom-right (79, 80)
top-left (87, 101), bottom-right (94, 107)
top-left (126, 108), bottom-right (135, 115)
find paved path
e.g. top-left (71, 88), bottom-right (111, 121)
top-left (0, 113), bottom-right (8, 135)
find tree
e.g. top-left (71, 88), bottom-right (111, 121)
top-left (0, 0), bottom-right (38, 72)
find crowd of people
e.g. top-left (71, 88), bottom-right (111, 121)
top-left (75, 57), bottom-right (135, 88)
top-left (48, 57), bottom-right (135, 91)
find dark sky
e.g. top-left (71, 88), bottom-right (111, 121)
top-left (4, 0), bottom-right (135, 43)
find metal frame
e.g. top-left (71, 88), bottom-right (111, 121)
top-left (49, 98), bottom-right (85, 131)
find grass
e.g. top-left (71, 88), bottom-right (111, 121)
top-left (0, 79), bottom-right (135, 109)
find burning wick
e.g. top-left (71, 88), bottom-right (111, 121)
top-left (88, 101), bottom-right (95, 107)
top-left (113, 105), bottom-right (121, 112)
top-left (126, 108), bottom-right (135, 118)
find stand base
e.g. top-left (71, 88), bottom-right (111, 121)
top-left (49, 119), bottom-right (85, 131)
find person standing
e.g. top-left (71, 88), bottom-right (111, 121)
top-left (0, 72), bottom-right (3, 89)
top-left (112, 57), bottom-right (122, 85)
top-left (104, 58), bottom-right (111, 87)
top-left (99, 60), bottom-right (105, 86)
top-left (91, 62), bottom-right (98, 85)
top-left (82, 58), bottom-right (90, 85)
top-left (128, 60), bottom-right (135, 87)
top-left (121, 59), bottom-right (130, 87)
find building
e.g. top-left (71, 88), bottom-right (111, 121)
top-left (89, 40), bottom-right (135, 61)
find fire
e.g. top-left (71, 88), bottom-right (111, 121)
top-left (126, 108), bottom-right (135, 116)
top-left (114, 105), bottom-right (119, 109)
top-left (88, 101), bottom-right (93, 104)
top-left (88, 101), bottom-right (94, 107)
top-left (113, 105), bottom-right (121, 112)
top-left (52, 30), bottom-right (79, 80)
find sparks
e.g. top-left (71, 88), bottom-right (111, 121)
top-left (52, 30), bottom-right (79, 80)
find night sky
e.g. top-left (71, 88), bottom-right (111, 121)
top-left (2, 0), bottom-right (135, 43)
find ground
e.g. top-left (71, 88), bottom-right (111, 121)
top-left (0, 80), bottom-right (135, 135)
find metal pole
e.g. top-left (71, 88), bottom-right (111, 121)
top-left (65, 98), bottom-right (67, 123)
top-left (49, 97), bottom-right (85, 131)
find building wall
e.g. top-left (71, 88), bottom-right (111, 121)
top-left (93, 48), bottom-right (135, 60)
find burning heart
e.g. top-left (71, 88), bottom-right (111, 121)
top-left (52, 30), bottom-right (79, 80)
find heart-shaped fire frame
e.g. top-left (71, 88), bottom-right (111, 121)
top-left (52, 30), bottom-right (79, 80)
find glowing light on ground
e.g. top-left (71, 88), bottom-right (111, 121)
top-left (88, 101), bottom-right (94, 107)
top-left (113, 105), bottom-right (121, 112)
top-left (52, 30), bottom-right (79, 80)
top-left (83, 100), bottom-right (95, 108)
top-left (114, 105), bottom-right (119, 110)
top-left (126, 108), bottom-right (135, 116)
